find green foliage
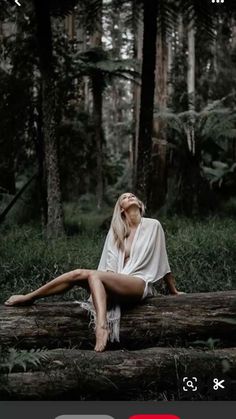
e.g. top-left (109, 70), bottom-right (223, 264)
top-left (156, 100), bottom-right (236, 214)
top-left (159, 101), bottom-right (236, 150)
top-left (0, 347), bottom-right (49, 373)
top-left (161, 216), bottom-right (236, 293)
top-left (58, 110), bottom-right (97, 200)
top-left (74, 47), bottom-right (139, 89)
top-left (220, 197), bottom-right (236, 217)
top-left (202, 161), bottom-right (236, 188)
top-left (190, 338), bottom-right (221, 350)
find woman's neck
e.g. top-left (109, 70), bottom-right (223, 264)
top-left (125, 208), bottom-right (141, 228)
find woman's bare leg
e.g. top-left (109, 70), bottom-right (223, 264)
top-left (87, 275), bottom-right (108, 352)
top-left (86, 270), bottom-right (145, 352)
top-left (5, 269), bottom-right (145, 352)
top-left (4, 269), bottom-right (91, 306)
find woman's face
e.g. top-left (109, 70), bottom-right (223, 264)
top-left (119, 192), bottom-right (140, 213)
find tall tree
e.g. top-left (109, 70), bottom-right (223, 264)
top-left (90, 0), bottom-right (104, 210)
top-left (150, 0), bottom-right (176, 211)
top-left (33, 0), bottom-right (65, 238)
top-left (135, 0), bottom-right (158, 209)
top-left (132, 0), bottom-right (143, 188)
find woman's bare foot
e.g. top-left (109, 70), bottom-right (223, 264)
top-left (94, 324), bottom-right (109, 352)
top-left (4, 294), bottom-right (34, 306)
top-left (171, 290), bottom-right (186, 295)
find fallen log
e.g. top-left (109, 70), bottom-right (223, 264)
top-left (1, 347), bottom-right (236, 400)
top-left (1, 291), bottom-right (236, 349)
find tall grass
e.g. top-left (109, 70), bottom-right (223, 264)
top-left (162, 216), bottom-right (236, 293)
top-left (0, 215), bottom-right (235, 303)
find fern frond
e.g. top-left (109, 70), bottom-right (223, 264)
top-left (0, 348), bottom-right (50, 373)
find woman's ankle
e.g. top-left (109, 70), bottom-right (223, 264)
top-left (26, 293), bottom-right (36, 302)
top-left (96, 321), bottom-right (108, 329)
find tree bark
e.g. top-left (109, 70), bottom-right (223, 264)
top-left (1, 291), bottom-right (236, 349)
top-left (91, 74), bottom-right (104, 210)
top-left (187, 22), bottom-right (195, 110)
top-left (135, 0), bottom-right (158, 208)
top-left (90, 0), bottom-right (104, 210)
top-left (34, 84), bottom-right (48, 226)
top-left (34, 0), bottom-right (64, 238)
top-left (65, 12), bottom-right (76, 41)
top-left (151, 24), bottom-right (168, 211)
top-left (187, 21), bottom-right (195, 154)
top-left (1, 347), bottom-right (236, 400)
top-left (132, 2), bottom-right (143, 188)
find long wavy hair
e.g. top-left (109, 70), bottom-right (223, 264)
top-left (110, 193), bottom-right (145, 251)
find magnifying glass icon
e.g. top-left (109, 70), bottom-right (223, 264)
top-left (15, 0), bottom-right (21, 6)
top-left (186, 380), bottom-right (194, 388)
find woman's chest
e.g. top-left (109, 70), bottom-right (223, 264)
top-left (124, 229), bottom-right (137, 261)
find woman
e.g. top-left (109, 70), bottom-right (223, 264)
top-left (4, 192), bottom-right (183, 352)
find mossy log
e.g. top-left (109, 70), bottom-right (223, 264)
top-left (1, 347), bottom-right (236, 400)
top-left (1, 291), bottom-right (236, 349)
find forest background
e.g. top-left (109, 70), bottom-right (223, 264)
top-left (0, 0), bottom-right (236, 305)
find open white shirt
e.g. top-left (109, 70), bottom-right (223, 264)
top-left (79, 217), bottom-right (171, 342)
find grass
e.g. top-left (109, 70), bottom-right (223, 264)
top-left (162, 215), bottom-right (236, 293)
top-left (0, 212), bottom-right (235, 304)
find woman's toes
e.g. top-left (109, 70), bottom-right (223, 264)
top-left (94, 326), bottom-right (109, 352)
top-left (4, 296), bottom-right (15, 305)
top-left (4, 295), bottom-right (30, 306)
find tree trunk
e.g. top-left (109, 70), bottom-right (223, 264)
top-left (187, 21), bottom-right (195, 154)
top-left (34, 83), bottom-right (47, 226)
top-left (65, 12), bottom-right (76, 41)
top-left (90, 1), bottom-right (104, 210)
top-left (179, 20), bottom-right (197, 216)
top-left (132, 2), bottom-right (143, 188)
top-left (1, 347), bottom-right (236, 400)
top-left (135, 0), bottom-right (158, 208)
top-left (34, 0), bottom-right (64, 239)
top-left (151, 25), bottom-right (168, 211)
top-left (1, 291), bottom-right (236, 349)
top-left (0, 154), bottom-right (15, 195)
top-left (91, 75), bottom-right (104, 210)
top-left (187, 22), bottom-right (195, 110)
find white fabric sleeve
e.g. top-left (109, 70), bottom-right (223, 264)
top-left (97, 229), bottom-right (118, 273)
top-left (158, 222), bottom-right (171, 273)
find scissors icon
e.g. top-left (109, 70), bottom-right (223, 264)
top-left (213, 378), bottom-right (225, 390)
top-left (182, 377), bottom-right (198, 392)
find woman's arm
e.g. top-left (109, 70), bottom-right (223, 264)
top-left (164, 272), bottom-right (179, 295)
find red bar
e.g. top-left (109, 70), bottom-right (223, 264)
top-left (129, 416), bottom-right (180, 419)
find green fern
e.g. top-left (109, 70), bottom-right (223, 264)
top-left (202, 162), bottom-right (236, 188)
top-left (191, 338), bottom-right (221, 350)
top-left (155, 97), bottom-right (236, 152)
top-left (0, 347), bottom-right (50, 373)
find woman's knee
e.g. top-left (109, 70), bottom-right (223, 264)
top-left (87, 270), bottom-right (99, 283)
top-left (70, 269), bottom-right (92, 282)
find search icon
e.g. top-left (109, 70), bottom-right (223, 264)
top-left (183, 377), bottom-right (198, 392)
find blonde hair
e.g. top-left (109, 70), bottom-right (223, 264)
top-left (110, 193), bottom-right (145, 251)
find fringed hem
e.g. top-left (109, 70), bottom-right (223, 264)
top-left (75, 300), bottom-right (121, 343)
